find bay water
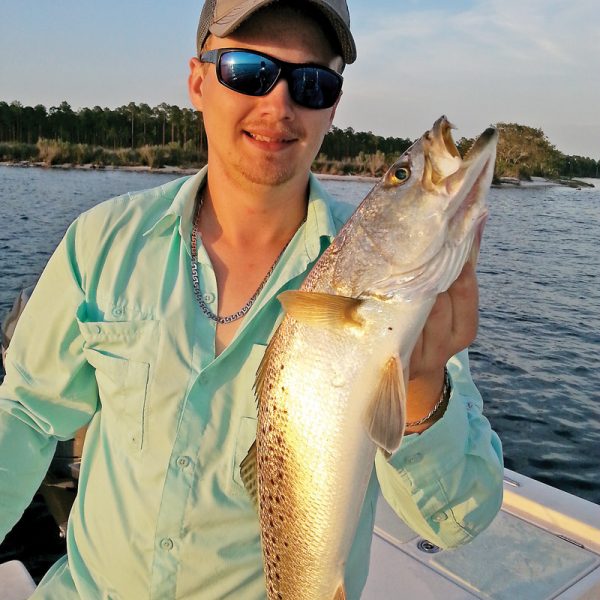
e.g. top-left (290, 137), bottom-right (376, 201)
top-left (1, 165), bottom-right (599, 506)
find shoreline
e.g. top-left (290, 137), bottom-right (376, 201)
top-left (492, 176), bottom-right (596, 189)
top-left (0, 160), bottom-right (200, 176)
top-left (0, 161), bottom-right (380, 183)
top-left (0, 161), bottom-right (595, 188)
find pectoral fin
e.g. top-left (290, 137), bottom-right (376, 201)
top-left (240, 440), bottom-right (259, 510)
top-left (278, 291), bottom-right (363, 328)
top-left (364, 355), bottom-right (406, 455)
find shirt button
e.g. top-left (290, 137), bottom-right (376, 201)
top-left (176, 456), bottom-right (190, 469)
top-left (407, 453), bottom-right (423, 465)
top-left (432, 511), bottom-right (448, 522)
top-left (203, 292), bottom-right (215, 304)
top-left (112, 306), bottom-right (123, 317)
top-left (160, 538), bottom-right (174, 551)
top-left (94, 325), bottom-right (101, 334)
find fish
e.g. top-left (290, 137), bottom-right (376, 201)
top-left (240, 116), bottom-right (498, 599)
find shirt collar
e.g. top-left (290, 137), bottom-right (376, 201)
top-left (304, 172), bottom-right (339, 260)
top-left (143, 166), bottom-right (207, 244)
top-left (143, 167), bottom-right (339, 260)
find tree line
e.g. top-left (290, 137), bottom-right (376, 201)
top-left (458, 123), bottom-right (599, 180)
top-left (1, 100), bottom-right (598, 178)
top-left (0, 101), bottom-right (411, 164)
top-left (0, 100), bottom-right (207, 152)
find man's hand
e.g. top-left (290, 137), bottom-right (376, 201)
top-left (405, 262), bottom-right (479, 431)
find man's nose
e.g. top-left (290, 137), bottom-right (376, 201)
top-left (258, 78), bottom-right (296, 119)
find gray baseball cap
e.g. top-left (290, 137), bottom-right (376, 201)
top-left (196, 0), bottom-right (357, 64)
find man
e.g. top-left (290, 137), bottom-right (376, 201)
top-left (0, 1), bottom-right (503, 598)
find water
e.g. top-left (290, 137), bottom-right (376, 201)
top-left (328, 177), bottom-right (600, 504)
top-left (1, 166), bottom-right (599, 506)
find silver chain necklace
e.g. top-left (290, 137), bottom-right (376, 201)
top-left (190, 196), bottom-right (299, 325)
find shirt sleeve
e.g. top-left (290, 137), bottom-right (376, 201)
top-left (374, 349), bottom-right (504, 548)
top-left (0, 219), bottom-right (98, 542)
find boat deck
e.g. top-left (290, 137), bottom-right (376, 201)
top-left (364, 468), bottom-right (600, 599)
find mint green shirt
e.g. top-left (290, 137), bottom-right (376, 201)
top-left (0, 168), bottom-right (503, 599)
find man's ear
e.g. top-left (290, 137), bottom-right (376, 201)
top-left (188, 57), bottom-right (205, 112)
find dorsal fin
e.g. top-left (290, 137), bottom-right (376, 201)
top-left (278, 291), bottom-right (363, 328)
top-left (364, 355), bottom-right (406, 455)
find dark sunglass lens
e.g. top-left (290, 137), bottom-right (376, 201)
top-left (290, 68), bottom-right (341, 109)
top-left (219, 51), bottom-right (279, 96)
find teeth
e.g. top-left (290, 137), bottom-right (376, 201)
top-left (250, 133), bottom-right (288, 143)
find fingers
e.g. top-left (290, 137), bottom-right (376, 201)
top-left (449, 261), bottom-right (479, 350)
top-left (421, 291), bottom-right (453, 363)
top-left (408, 262), bottom-right (479, 379)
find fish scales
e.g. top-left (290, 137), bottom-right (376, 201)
top-left (243, 116), bottom-right (498, 599)
top-left (258, 313), bottom-right (381, 598)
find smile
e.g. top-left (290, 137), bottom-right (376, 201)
top-left (244, 131), bottom-right (297, 144)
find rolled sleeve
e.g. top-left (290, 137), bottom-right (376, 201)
top-left (375, 349), bottom-right (504, 548)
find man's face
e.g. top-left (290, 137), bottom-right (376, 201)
top-left (189, 8), bottom-right (341, 190)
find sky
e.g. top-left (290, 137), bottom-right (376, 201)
top-left (1, 0), bottom-right (598, 158)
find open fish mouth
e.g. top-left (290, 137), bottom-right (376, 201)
top-left (428, 117), bottom-right (497, 213)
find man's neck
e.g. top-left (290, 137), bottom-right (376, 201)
top-left (197, 164), bottom-right (311, 356)
top-left (200, 165), bottom-right (310, 250)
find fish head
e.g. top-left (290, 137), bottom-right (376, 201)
top-left (340, 116), bottom-right (498, 299)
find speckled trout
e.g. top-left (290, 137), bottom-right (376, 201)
top-left (241, 116), bottom-right (498, 600)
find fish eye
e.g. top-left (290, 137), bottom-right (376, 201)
top-left (390, 166), bottom-right (411, 185)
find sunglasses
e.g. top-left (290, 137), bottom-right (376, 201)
top-left (199, 48), bottom-right (343, 110)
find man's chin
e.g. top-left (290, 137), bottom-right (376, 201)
top-left (237, 158), bottom-right (299, 188)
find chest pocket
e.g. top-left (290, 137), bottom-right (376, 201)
top-left (78, 319), bottom-right (159, 452)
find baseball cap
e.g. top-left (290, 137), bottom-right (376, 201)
top-left (196, 0), bottom-right (357, 64)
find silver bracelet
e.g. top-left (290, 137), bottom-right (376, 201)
top-left (405, 367), bottom-right (451, 428)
